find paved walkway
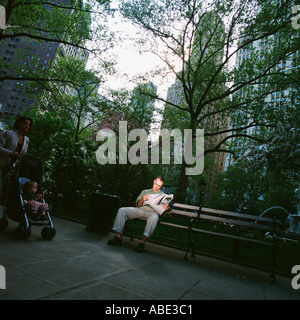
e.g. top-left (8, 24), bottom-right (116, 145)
top-left (0, 216), bottom-right (299, 301)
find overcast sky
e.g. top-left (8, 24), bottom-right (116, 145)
top-left (86, 0), bottom-right (176, 101)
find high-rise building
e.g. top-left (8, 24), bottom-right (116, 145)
top-left (226, 25), bottom-right (299, 168)
top-left (0, 0), bottom-right (89, 125)
top-left (0, 37), bottom-right (61, 122)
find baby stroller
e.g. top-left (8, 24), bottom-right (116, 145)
top-left (0, 154), bottom-right (56, 240)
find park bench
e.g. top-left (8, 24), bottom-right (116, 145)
top-left (125, 202), bottom-right (283, 281)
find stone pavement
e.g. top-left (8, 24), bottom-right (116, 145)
top-left (0, 216), bottom-right (299, 301)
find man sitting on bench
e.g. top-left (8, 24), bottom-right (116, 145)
top-left (107, 176), bottom-right (169, 252)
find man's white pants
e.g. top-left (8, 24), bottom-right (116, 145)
top-left (112, 206), bottom-right (159, 238)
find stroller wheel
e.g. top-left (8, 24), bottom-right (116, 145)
top-left (23, 227), bottom-right (31, 240)
top-left (41, 227), bottom-right (56, 240)
top-left (14, 225), bottom-right (31, 240)
top-left (0, 218), bottom-right (8, 232)
top-left (14, 225), bottom-right (24, 240)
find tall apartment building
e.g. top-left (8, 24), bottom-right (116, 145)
top-left (0, 37), bottom-right (61, 122)
top-left (226, 29), bottom-right (299, 168)
top-left (0, 0), bottom-right (88, 125)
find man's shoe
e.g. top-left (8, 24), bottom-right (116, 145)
top-left (107, 236), bottom-right (122, 245)
top-left (134, 242), bottom-right (145, 253)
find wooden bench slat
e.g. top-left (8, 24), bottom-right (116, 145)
top-left (169, 210), bottom-right (275, 231)
top-left (201, 207), bottom-right (278, 224)
top-left (159, 221), bottom-right (189, 230)
top-left (173, 203), bottom-right (199, 211)
top-left (173, 203), bottom-right (278, 224)
top-left (162, 214), bottom-right (274, 232)
top-left (190, 227), bottom-right (274, 246)
top-left (173, 204), bottom-right (279, 224)
top-left (199, 214), bottom-right (274, 232)
top-left (169, 209), bottom-right (198, 218)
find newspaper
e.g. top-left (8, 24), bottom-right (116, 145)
top-left (143, 193), bottom-right (174, 215)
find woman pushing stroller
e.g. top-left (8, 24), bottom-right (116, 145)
top-left (0, 116), bottom-right (32, 195)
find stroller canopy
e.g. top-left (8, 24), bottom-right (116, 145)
top-left (15, 155), bottom-right (43, 183)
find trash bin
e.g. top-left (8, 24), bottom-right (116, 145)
top-left (87, 192), bottom-right (119, 234)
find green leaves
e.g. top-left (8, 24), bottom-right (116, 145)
top-left (118, 0), bottom-right (299, 204)
top-left (0, 0), bottom-right (114, 83)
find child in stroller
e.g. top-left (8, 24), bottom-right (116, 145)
top-left (22, 180), bottom-right (49, 221)
top-left (0, 154), bottom-right (56, 240)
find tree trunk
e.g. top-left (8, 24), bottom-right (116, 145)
top-left (176, 162), bottom-right (189, 203)
top-left (175, 118), bottom-right (200, 203)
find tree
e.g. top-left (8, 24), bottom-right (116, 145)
top-left (92, 82), bottom-right (160, 198)
top-left (130, 82), bottom-right (159, 130)
top-left (206, 166), bottom-right (259, 212)
top-left (207, 160), bottom-right (298, 216)
top-left (0, 0), bottom-right (114, 84)
top-left (28, 55), bottom-right (114, 143)
top-left (24, 105), bottom-right (111, 211)
top-left (119, 0), bottom-right (299, 201)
